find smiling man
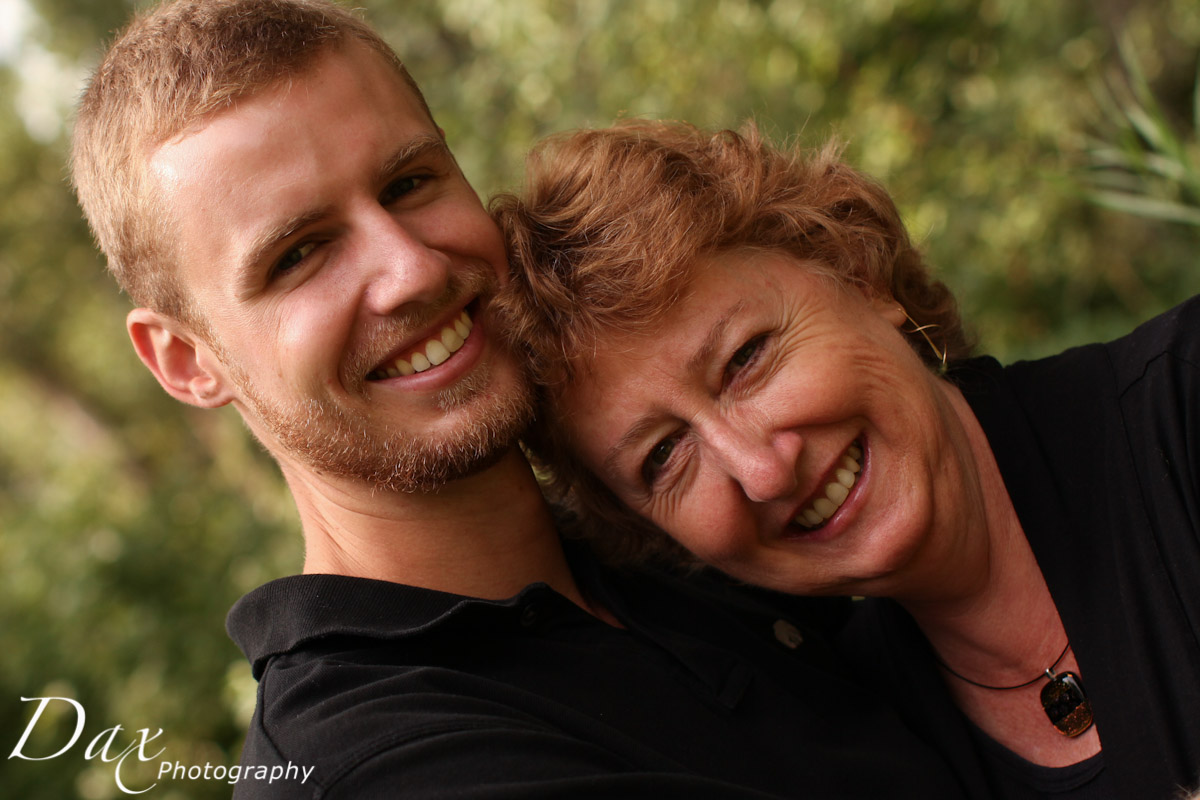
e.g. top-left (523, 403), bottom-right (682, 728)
top-left (70, 1), bottom-right (976, 798)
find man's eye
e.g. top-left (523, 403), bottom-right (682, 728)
top-left (641, 435), bottom-right (679, 486)
top-left (380, 176), bottom-right (425, 205)
top-left (274, 242), bottom-right (316, 276)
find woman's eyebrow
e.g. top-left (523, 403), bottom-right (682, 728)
top-left (603, 415), bottom-right (663, 478)
top-left (600, 298), bottom-right (750, 478)
top-left (686, 299), bottom-right (748, 376)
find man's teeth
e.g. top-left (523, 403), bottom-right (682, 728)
top-left (794, 444), bottom-right (862, 529)
top-left (371, 310), bottom-right (473, 379)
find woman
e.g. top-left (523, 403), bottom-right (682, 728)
top-left (492, 120), bottom-right (1200, 799)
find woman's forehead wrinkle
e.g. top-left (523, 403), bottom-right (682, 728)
top-left (686, 299), bottom-right (748, 377)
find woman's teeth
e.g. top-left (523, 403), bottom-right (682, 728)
top-left (794, 444), bottom-right (862, 529)
top-left (369, 310), bottom-right (473, 379)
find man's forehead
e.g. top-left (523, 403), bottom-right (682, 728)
top-left (145, 42), bottom-right (444, 298)
top-left (150, 42), bottom-right (430, 163)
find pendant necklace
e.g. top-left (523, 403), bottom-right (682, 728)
top-left (935, 642), bottom-right (1095, 737)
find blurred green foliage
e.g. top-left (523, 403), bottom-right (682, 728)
top-left (1, 0), bottom-right (1197, 796)
top-left (1082, 30), bottom-right (1200, 227)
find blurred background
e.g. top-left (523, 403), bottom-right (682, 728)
top-left (1, 0), bottom-right (1198, 796)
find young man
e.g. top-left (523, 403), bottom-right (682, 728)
top-left (71, 1), bottom-right (978, 797)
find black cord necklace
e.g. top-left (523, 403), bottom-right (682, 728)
top-left (935, 642), bottom-right (1095, 737)
top-left (937, 642), bottom-right (1069, 690)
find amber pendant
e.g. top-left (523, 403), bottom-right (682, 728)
top-left (1040, 669), bottom-right (1094, 736)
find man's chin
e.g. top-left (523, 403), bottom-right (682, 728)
top-left (235, 331), bottom-right (536, 496)
top-left (268, 377), bottom-right (534, 496)
top-left (379, 440), bottom-right (515, 495)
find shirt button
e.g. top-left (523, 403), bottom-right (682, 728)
top-left (520, 603), bottom-right (541, 627)
top-left (773, 619), bottom-right (804, 649)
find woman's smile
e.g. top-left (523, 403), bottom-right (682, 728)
top-left (789, 440), bottom-right (863, 532)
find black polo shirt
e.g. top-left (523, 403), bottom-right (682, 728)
top-left (227, 546), bottom-right (980, 798)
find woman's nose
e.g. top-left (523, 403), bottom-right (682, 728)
top-left (709, 425), bottom-right (802, 503)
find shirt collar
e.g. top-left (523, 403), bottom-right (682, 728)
top-left (226, 573), bottom-right (558, 679)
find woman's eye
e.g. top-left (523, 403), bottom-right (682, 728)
top-left (726, 336), bottom-right (765, 379)
top-left (274, 242), bottom-right (316, 276)
top-left (641, 435), bottom-right (679, 485)
top-left (380, 175), bottom-right (425, 206)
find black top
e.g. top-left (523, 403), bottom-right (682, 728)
top-left (845, 296), bottom-right (1200, 799)
top-left (967, 722), bottom-right (1108, 799)
top-left (227, 545), bottom-right (979, 798)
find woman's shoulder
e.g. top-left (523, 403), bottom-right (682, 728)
top-left (1102, 294), bottom-right (1200, 387)
top-left (980, 294), bottom-right (1200, 401)
top-left (951, 295), bottom-right (1200, 460)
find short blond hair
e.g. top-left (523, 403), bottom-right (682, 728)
top-left (492, 119), bottom-right (970, 564)
top-left (71, 0), bottom-right (431, 327)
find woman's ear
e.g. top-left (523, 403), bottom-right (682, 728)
top-left (126, 308), bottom-right (235, 408)
top-left (864, 290), bottom-right (908, 329)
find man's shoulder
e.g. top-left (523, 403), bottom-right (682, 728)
top-left (238, 647), bottom-right (672, 798)
top-left (226, 573), bottom-right (509, 677)
top-left (226, 573), bottom-right (611, 798)
top-left (239, 643), bottom-right (572, 797)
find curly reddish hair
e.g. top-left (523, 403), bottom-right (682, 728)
top-left (491, 119), bottom-right (970, 564)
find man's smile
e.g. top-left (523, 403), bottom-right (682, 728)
top-left (368, 305), bottom-right (475, 379)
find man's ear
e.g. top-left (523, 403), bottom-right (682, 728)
top-left (126, 308), bottom-right (235, 408)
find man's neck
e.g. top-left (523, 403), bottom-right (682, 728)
top-left (284, 448), bottom-right (581, 604)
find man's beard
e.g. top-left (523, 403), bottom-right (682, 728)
top-left (220, 267), bottom-right (535, 493)
top-left (243, 362), bottom-right (534, 493)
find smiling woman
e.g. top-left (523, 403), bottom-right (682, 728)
top-left (494, 122), bottom-right (968, 565)
top-left (547, 249), bottom-right (954, 597)
top-left (493, 119), bottom-right (1200, 799)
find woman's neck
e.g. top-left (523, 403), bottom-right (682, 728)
top-left (895, 382), bottom-right (1101, 765)
top-left (906, 548), bottom-right (1101, 766)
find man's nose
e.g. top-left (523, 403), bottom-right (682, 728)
top-left (708, 423), bottom-right (802, 503)
top-left (360, 213), bottom-right (452, 316)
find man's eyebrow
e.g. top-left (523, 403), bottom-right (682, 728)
top-left (235, 134), bottom-right (452, 293)
top-left (238, 206), bottom-right (332, 291)
top-left (599, 299), bottom-right (749, 478)
top-left (375, 134), bottom-right (452, 183)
